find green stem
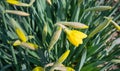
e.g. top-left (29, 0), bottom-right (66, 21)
top-left (10, 46), bottom-right (19, 71)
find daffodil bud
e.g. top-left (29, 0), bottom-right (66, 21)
top-left (13, 40), bottom-right (21, 46)
top-left (42, 24), bottom-right (47, 43)
top-left (6, 0), bottom-right (28, 6)
top-left (6, 0), bottom-right (35, 7)
top-left (88, 17), bottom-right (112, 38)
top-left (5, 10), bottom-right (29, 16)
top-left (15, 27), bottom-right (28, 42)
top-left (85, 6), bottom-right (112, 12)
top-left (48, 26), bottom-right (62, 51)
top-left (6, 0), bottom-right (20, 5)
top-left (58, 22), bottom-right (89, 29)
top-left (57, 50), bottom-right (70, 64)
top-left (9, 18), bottom-right (28, 42)
top-left (32, 66), bottom-right (44, 71)
top-left (21, 42), bottom-right (38, 50)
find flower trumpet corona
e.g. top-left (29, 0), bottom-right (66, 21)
top-left (64, 29), bottom-right (87, 47)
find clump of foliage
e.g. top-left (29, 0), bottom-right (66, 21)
top-left (0, 0), bottom-right (120, 71)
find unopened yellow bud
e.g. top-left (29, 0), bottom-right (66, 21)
top-left (6, 0), bottom-right (35, 7)
top-left (13, 40), bottom-right (21, 46)
top-left (6, 0), bottom-right (20, 5)
top-left (15, 28), bottom-right (27, 42)
top-left (57, 50), bottom-right (70, 64)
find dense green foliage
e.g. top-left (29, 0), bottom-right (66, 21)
top-left (0, 0), bottom-right (120, 71)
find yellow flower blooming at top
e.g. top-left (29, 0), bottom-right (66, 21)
top-left (6, 0), bottom-right (20, 5)
top-left (32, 66), bottom-right (44, 71)
top-left (64, 29), bottom-right (87, 47)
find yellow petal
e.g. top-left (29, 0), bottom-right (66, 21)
top-left (32, 66), bottom-right (44, 71)
top-left (15, 28), bottom-right (27, 42)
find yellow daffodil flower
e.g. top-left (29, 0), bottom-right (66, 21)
top-left (64, 29), bottom-right (87, 47)
top-left (32, 66), bottom-right (44, 71)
